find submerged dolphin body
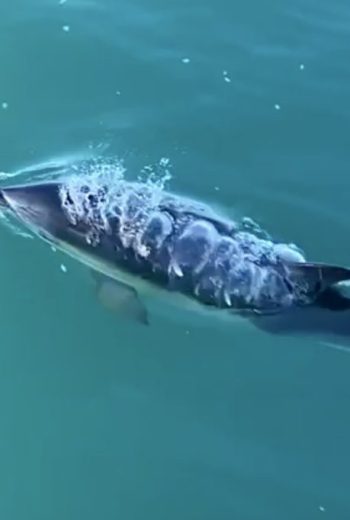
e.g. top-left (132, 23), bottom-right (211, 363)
top-left (1, 170), bottom-right (350, 337)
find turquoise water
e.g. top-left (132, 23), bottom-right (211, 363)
top-left (0, 0), bottom-right (350, 518)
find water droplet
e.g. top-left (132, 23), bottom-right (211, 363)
top-left (2, 102), bottom-right (8, 110)
top-left (60, 264), bottom-right (67, 273)
top-left (299, 63), bottom-right (305, 70)
top-left (181, 57), bottom-right (190, 64)
top-left (116, 90), bottom-right (121, 96)
top-left (51, 246), bottom-right (57, 253)
top-left (222, 70), bottom-right (231, 83)
top-left (274, 104), bottom-right (281, 111)
top-left (319, 506), bottom-right (326, 513)
top-left (159, 157), bottom-right (170, 167)
top-left (59, 0), bottom-right (67, 4)
top-left (214, 186), bottom-right (220, 191)
top-left (62, 25), bottom-right (70, 32)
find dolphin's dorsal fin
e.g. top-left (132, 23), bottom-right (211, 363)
top-left (287, 262), bottom-right (350, 299)
top-left (92, 273), bottom-right (149, 325)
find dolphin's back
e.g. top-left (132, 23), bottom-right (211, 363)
top-left (60, 179), bottom-right (350, 313)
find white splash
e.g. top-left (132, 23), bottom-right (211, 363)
top-left (0, 171), bottom-right (21, 180)
top-left (59, 156), bottom-right (173, 252)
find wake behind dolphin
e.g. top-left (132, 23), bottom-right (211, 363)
top-left (1, 157), bottom-right (350, 337)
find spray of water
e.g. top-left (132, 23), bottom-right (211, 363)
top-left (0, 153), bottom-right (306, 267)
top-left (59, 156), bottom-right (174, 251)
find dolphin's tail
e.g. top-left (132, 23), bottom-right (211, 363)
top-left (288, 262), bottom-right (350, 310)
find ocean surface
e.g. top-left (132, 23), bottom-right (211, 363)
top-left (0, 0), bottom-right (349, 518)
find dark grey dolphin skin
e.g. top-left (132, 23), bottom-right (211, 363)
top-left (1, 177), bottom-right (350, 337)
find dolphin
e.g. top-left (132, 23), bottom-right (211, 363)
top-left (1, 170), bottom-right (350, 338)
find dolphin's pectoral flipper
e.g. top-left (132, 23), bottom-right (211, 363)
top-left (92, 273), bottom-right (149, 325)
